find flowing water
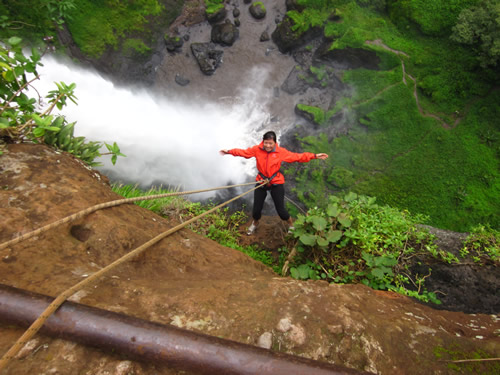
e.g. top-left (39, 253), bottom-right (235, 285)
top-left (32, 56), bottom-right (287, 197)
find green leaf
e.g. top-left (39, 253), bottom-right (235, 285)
top-left (299, 233), bottom-right (317, 246)
top-left (0, 118), bottom-right (10, 128)
top-left (326, 230), bottom-right (343, 243)
top-left (316, 236), bottom-right (329, 247)
top-left (33, 128), bottom-right (45, 137)
top-left (8, 37), bottom-right (22, 46)
top-left (371, 268), bottom-right (385, 279)
top-left (338, 213), bottom-right (351, 227)
top-left (327, 203), bottom-right (339, 217)
top-left (297, 264), bottom-right (311, 279)
top-left (290, 268), bottom-right (299, 279)
top-left (311, 216), bottom-right (327, 231)
top-left (344, 192), bottom-right (358, 202)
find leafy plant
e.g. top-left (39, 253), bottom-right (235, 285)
top-left (286, 192), bottom-right (451, 303)
top-left (461, 224), bottom-right (499, 265)
top-left (205, 0), bottom-right (224, 15)
top-left (0, 37), bottom-right (124, 165)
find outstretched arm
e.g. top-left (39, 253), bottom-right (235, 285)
top-left (219, 146), bottom-right (258, 159)
top-left (282, 149), bottom-right (329, 163)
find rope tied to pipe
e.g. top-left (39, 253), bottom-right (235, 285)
top-left (0, 179), bottom-right (267, 372)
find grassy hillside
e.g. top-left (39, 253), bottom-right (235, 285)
top-left (285, 0), bottom-right (499, 231)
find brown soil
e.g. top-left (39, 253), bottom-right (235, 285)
top-left (0, 144), bottom-right (499, 375)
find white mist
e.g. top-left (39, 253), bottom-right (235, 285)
top-left (32, 56), bottom-right (276, 196)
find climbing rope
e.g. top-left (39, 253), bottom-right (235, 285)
top-left (0, 180), bottom-right (267, 372)
top-left (0, 180), bottom-right (260, 252)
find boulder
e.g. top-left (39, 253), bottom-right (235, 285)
top-left (314, 43), bottom-right (381, 70)
top-left (190, 42), bottom-right (224, 75)
top-left (249, 2), bottom-right (266, 19)
top-left (271, 15), bottom-right (322, 53)
top-left (286, 0), bottom-right (306, 12)
top-left (174, 74), bottom-right (190, 86)
top-left (281, 65), bottom-right (310, 94)
top-left (233, 8), bottom-right (240, 18)
top-left (164, 34), bottom-right (184, 52)
top-left (206, 6), bottom-right (227, 24)
top-left (260, 31), bottom-right (270, 42)
top-left (211, 20), bottom-right (239, 46)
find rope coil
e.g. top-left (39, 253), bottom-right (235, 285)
top-left (0, 180), bottom-right (267, 372)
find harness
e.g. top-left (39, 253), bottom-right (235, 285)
top-left (259, 170), bottom-right (281, 186)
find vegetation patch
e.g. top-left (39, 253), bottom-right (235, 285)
top-left (285, 0), bottom-right (499, 232)
top-left (285, 192), bottom-right (454, 303)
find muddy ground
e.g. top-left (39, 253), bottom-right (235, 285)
top-left (0, 144), bottom-right (499, 375)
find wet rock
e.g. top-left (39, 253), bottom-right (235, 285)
top-left (257, 332), bottom-right (273, 349)
top-left (243, 0), bottom-right (251, 4)
top-left (295, 104), bottom-right (318, 124)
top-left (233, 8), bottom-right (240, 18)
top-left (260, 30), bottom-right (270, 42)
top-left (286, 0), bottom-right (305, 12)
top-left (234, 18), bottom-right (240, 27)
top-left (211, 20), bottom-right (239, 46)
top-left (249, 2), bottom-right (266, 19)
top-left (175, 74), bottom-right (190, 86)
top-left (190, 43), bottom-right (224, 75)
top-left (271, 15), bottom-right (322, 53)
top-left (164, 34), bottom-right (184, 52)
top-left (206, 6), bottom-right (227, 24)
top-left (313, 43), bottom-right (381, 70)
top-left (281, 65), bottom-right (310, 94)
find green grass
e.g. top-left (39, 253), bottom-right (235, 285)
top-left (65, 0), bottom-right (182, 58)
top-left (111, 183), bottom-right (179, 214)
top-left (287, 1), bottom-right (499, 232)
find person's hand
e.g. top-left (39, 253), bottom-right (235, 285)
top-left (316, 153), bottom-right (328, 160)
top-left (219, 149), bottom-right (229, 155)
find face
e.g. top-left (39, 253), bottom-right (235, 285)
top-left (263, 139), bottom-right (275, 152)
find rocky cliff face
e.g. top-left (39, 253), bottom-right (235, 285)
top-left (0, 144), bottom-right (498, 375)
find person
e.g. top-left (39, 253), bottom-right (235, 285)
top-left (220, 131), bottom-right (329, 235)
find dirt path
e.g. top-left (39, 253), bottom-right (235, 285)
top-left (365, 39), bottom-right (462, 129)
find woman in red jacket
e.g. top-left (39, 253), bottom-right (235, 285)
top-left (220, 131), bottom-right (328, 235)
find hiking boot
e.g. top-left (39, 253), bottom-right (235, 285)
top-left (247, 222), bottom-right (258, 236)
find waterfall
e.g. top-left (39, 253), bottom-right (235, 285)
top-left (31, 56), bottom-right (275, 196)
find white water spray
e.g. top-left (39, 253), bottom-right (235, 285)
top-left (32, 57), bottom-right (276, 196)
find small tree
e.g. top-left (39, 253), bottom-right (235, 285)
top-left (451, 0), bottom-right (500, 68)
top-left (0, 37), bottom-right (124, 165)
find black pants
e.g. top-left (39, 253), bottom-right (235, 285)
top-left (252, 184), bottom-right (290, 221)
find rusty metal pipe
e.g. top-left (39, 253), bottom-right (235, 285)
top-left (0, 284), bottom-right (368, 374)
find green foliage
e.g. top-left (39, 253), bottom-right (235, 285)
top-left (286, 192), bottom-right (465, 302)
top-left (205, 0), bottom-right (224, 15)
top-left (111, 184), bottom-right (178, 213)
top-left (0, 38), bottom-right (124, 165)
top-left (434, 344), bottom-right (500, 374)
top-left (387, 0), bottom-right (477, 36)
top-left (0, 0), bottom-right (75, 42)
top-left (356, 0), bottom-right (386, 13)
top-left (183, 202), bottom-right (276, 269)
top-left (460, 225), bottom-right (499, 264)
top-left (287, 0), bottom-right (338, 35)
top-left (296, 104), bottom-right (328, 125)
top-left (451, 0), bottom-right (500, 68)
top-left (64, 0), bottom-right (167, 58)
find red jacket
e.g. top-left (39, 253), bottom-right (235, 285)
top-left (228, 141), bottom-right (317, 185)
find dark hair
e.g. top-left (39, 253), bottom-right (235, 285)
top-left (263, 131), bottom-right (277, 142)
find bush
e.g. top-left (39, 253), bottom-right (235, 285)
top-left (287, 192), bottom-right (445, 303)
top-left (0, 37), bottom-right (124, 165)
